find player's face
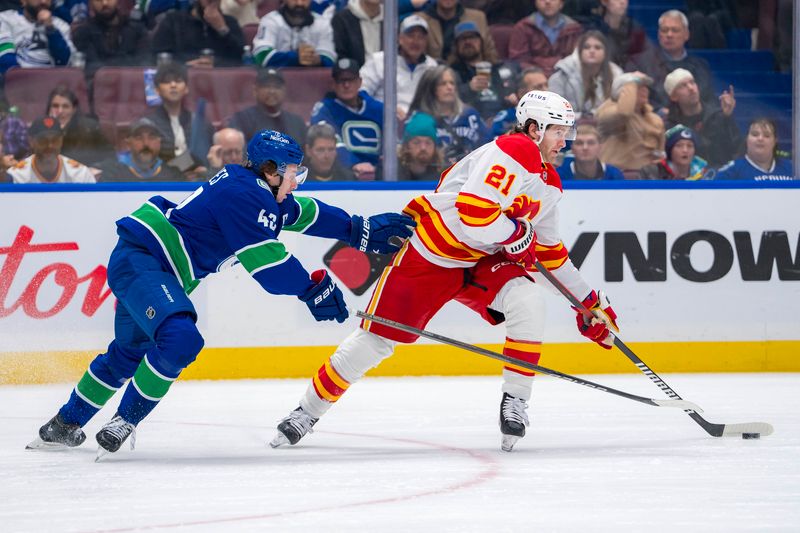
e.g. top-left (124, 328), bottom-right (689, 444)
top-left (658, 16), bottom-right (689, 53)
top-left (580, 37), bottom-right (605, 66)
top-left (48, 95), bottom-right (75, 127)
top-left (307, 138), bottom-right (337, 172)
top-left (435, 71), bottom-right (457, 105)
top-left (266, 163), bottom-right (304, 203)
top-left (670, 139), bottom-right (694, 166)
top-left (746, 123), bottom-right (777, 161)
top-left (571, 133), bottom-right (600, 163)
top-left (539, 125), bottom-right (569, 163)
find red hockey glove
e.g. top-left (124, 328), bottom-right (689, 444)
top-left (500, 218), bottom-right (536, 270)
top-left (574, 290), bottom-right (619, 349)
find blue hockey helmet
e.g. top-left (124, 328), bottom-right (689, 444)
top-left (246, 129), bottom-right (304, 174)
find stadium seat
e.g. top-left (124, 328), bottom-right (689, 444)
top-left (187, 67), bottom-right (258, 127)
top-left (257, 0), bottom-right (280, 18)
top-left (242, 23), bottom-right (258, 47)
top-left (280, 67), bottom-right (333, 122)
top-left (691, 49), bottom-right (774, 71)
top-left (488, 24), bottom-right (514, 61)
top-left (92, 67), bottom-right (150, 146)
top-left (712, 71), bottom-right (791, 95)
top-left (3, 67), bottom-right (89, 124)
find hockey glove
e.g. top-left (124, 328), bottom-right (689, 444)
top-left (574, 290), bottom-right (619, 349)
top-left (500, 218), bottom-right (537, 270)
top-left (349, 213), bottom-right (416, 254)
top-left (298, 270), bottom-right (348, 323)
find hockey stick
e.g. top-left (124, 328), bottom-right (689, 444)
top-left (356, 310), bottom-right (701, 412)
top-left (531, 260), bottom-right (774, 438)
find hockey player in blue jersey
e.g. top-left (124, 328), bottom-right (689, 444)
top-left (26, 129), bottom-right (416, 457)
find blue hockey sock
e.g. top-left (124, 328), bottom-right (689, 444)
top-left (59, 363), bottom-right (122, 427)
top-left (117, 355), bottom-right (178, 426)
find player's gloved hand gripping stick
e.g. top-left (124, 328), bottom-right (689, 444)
top-left (532, 260), bottom-right (773, 439)
top-left (350, 213), bottom-right (416, 254)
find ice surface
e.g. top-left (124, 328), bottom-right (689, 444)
top-left (1, 374), bottom-right (798, 532)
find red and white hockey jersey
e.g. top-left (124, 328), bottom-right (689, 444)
top-left (402, 132), bottom-right (591, 299)
top-left (9, 155), bottom-right (96, 184)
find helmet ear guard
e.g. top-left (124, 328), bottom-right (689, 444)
top-left (515, 91), bottom-right (576, 144)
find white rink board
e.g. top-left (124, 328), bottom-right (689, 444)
top-left (0, 188), bottom-right (798, 352)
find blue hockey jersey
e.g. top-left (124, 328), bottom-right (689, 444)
top-left (714, 156), bottom-right (795, 181)
top-left (116, 164), bottom-right (353, 297)
top-left (310, 90), bottom-right (383, 169)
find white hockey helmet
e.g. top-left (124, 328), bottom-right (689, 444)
top-left (515, 90), bottom-right (577, 144)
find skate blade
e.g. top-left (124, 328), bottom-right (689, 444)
top-left (95, 447), bottom-right (112, 462)
top-left (269, 432), bottom-right (290, 449)
top-left (26, 437), bottom-right (69, 450)
top-left (501, 435), bottom-right (520, 452)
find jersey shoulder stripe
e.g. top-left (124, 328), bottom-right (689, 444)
top-left (495, 133), bottom-right (542, 173)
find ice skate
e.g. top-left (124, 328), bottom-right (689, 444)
top-left (499, 393), bottom-right (530, 452)
top-left (95, 414), bottom-right (136, 461)
top-left (269, 407), bottom-right (318, 448)
top-left (26, 414), bottom-right (87, 450)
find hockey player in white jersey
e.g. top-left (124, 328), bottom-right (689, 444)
top-left (272, 91), bottom-right (621, 452)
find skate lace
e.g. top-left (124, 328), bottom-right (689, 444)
top-left (502, 396), bottom-right (530, 427)
top-left (284, 409), bottom-right (316, 436)
top-left (105, 416), bottom-right (137, 450)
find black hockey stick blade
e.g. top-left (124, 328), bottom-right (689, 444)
top-left (531, 260), bottom-right (774, 438)
top-left (356, 310), bottom-right (701, 412)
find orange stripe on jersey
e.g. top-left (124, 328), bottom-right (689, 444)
top-left (455, 192), bottom-right (502, 227)
top-left (312, 359), bottom-right (351, 402)
top-left (534, 241), bottom-right (569, 270)
top-left (404, 196), bottom-right (487, 262)
top-left (503, 337), bottom-right (541, 377)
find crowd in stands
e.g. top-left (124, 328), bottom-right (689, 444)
top-left (0, 0), bottom-right (794, 183)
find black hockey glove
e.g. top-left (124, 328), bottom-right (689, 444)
top-left (349, 213), bottom-right (416, 254)
top-left (298, 269), bottom-right (348, 323)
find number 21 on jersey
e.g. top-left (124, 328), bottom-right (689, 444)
top-left (484, 165), bottom-right (516, 195)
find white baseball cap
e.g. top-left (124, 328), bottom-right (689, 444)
top-left (400, 14), bottom-right (429, 34)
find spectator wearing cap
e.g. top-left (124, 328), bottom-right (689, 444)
top-left (662, 68), bottom-right (740, 168)
top-left (332, 0), bottom-right (383, 68)
top-left (227, 68), bottom-right (307, 144)
top-left (311, 57), bottom-right (384, 180)
top-left (206, 127), bottom-right (245, 176)
top-left (508, 0), bottom-right (583, 76)
top-left (360, 14), bottom-right (439, 121)
top-left (490, 66), bottom-right (549, 138)
top-left (72, 0), bottom-right (148, 80)
top-left (419, 0), bottom-right (496, 63)
top-left (304, 122), bottom-right (352, 181)
top-left (625, 9), bottom-right (714, 111)
top-left (397, 111), bottom-right (442, 181)
top-left (151, 0), bottom-right (245, 67)
top-left (559, 123), bottom-right (624, 180)
top-left (639, 124), bottom-right (712, 180)
top-left (0, 0), bottom-right (75, 73)
top-left (253, 0), bottom-right (336, 67)
top-left (8, 117), bottom-right (96, 184)
top-left (595, 71), bottom-right (665, 174)
top-left (98, 118), bottom-right (184, 182)
top-left (145, 62), bottom-right (215, 170)
top-left (449, 20), bottom-right (516, 120)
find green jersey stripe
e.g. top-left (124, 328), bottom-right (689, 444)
top-left (128, 202), bottom-right (200, 294)
top-left (131, 356), bottom-right (176, 401)
top-left (75, 369), bottom-right (119, 408)
top-left (0, 43), bottom-right (14, 54)
top-left (236, 240), bottom-right (290, 273)
top-left (284, 196), bottom-right (319, 233)
top-left (250, 254), bottom-right (291, 276)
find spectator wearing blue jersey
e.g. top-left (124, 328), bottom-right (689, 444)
top-left (253, 0), bottom-right (336, 67)
top-left (559, 123), bottom-right (623, 180)
top-left (639, 124), bottom-right (712, 180)
top-left (28, 128), bottom-right (417, 456)
top-left (491, 66), bottom-right (548, 138)
top-left (407, 64), bottom-right (490, 165)
top-left (715, 118), bottom-right (794, 181)
top-left (311, 57), bottom-right (384, 180)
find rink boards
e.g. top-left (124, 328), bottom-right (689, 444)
top-left (1, 184), bottom-right (798, 383)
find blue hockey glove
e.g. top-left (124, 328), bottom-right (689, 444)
top-left (298, 270), bottom-right (348, 323)
top-left (349, 213), bottom-right (416, 254)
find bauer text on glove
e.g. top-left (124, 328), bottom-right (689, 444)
top-left (574, 290), bottom-right (619, 349)
top-left (500, 218), bottom-right (537, 270)
top-left (298, 270), bottom-right (348, 323)
top-left (349, 213), bottom-right (416, 254)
